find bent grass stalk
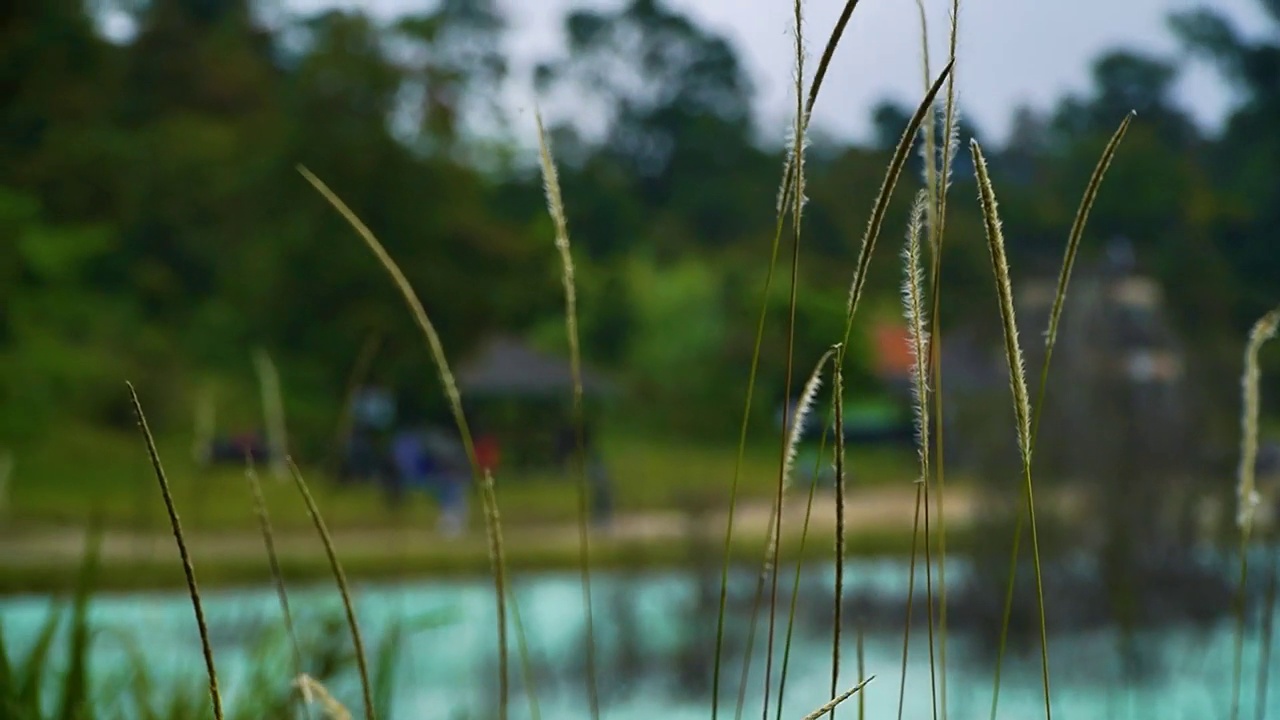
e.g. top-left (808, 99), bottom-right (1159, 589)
top-left (287, 459), bottom-right (375, 720)
top-left (989, 112), bottom-right (1133, 720)
top-left (534, 108), bottom-right (599, 720)
top-left (1231, 307), bottom-right (1280, 720)
top-left (126, 382), bottom-right (223, 720)
top-left (970, 140), bottom-right (1050, 720)
top-left (298, 165), bottom-right (518, 720)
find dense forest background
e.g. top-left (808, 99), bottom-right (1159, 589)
top-left (3, 0), bottom-right (1278, 454)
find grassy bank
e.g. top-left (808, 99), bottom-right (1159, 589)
top-left (0, 521), bottom-right (960, 596)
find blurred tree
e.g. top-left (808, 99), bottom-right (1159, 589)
top-left (535, 0), bottom-right (773, 252)
top-left (1171, 3), bottom-right (1280, 329)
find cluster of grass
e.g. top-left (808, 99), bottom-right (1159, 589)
top-left (2, 0), bottom-right (1278, 718)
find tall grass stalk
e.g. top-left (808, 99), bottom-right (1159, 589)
top-left (803, 676), bottom-right (875, 720)
top-left (126, 382), bottom-right (224, 720)
top-left (831, 358), bottom-right (847, 719)
top-left (245, 459), bottom-right (313, 720)
top-left (929, 5), bottom-right (962, 716)
top-left (762, 2), bottom-right (810, 715)
top-left (836, 56), bottom-right (953, 400)
top-left (713, 3), bottom-right (863, 715)
top-left (1256, 543), bottom-right (1278, 720)
top-left (776, 404), bottom-right (837, 720)
top-left (298, 165), bottom-right (519, 719)
top-left (480, 469), bottom-right (512, 720)
top-left (969, 141), bottom-right (1051, 720)
top-left (906, 10), bottom-right (942, 716)
top-left (534, 108), bottom-right (599, 720)
top-left (760, 344), bottom-right (833, 718)
top-left (856, 620), bottom-right (866, 720)
top-left (836, 81), bottom-right (952, 716)
top-left (1231, 307), bottom-right (1280, 720)
top-left (287, 458), bottom-right (375, 720)
top-left (988, 111), bottom-right (1133, 719)
top-left (896, 480), bottom-right (926, 720)
top-left (506, 584), bottom-right (543, 720)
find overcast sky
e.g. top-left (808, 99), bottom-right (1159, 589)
top-left (291, 0), bottom-right (1269, 146)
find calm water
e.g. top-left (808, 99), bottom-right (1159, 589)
top-left (1, 558), bottom-right (1276, 719)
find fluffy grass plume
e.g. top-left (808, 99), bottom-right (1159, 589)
top-left (287, 458), bottom-right (375, 720)
top-left (534, 108), bottom-right (599, 720)
top-left (1237, 307), bottom-right (1279, 534)
top-left (126, 383), bottom-right (223, 720)
top-left (970, 140), bottom-right (1052, 720)
top-left (902, 190), bottom-right (931, 468)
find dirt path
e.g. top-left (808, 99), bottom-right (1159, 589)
top-left (0, 485), bottom-right (977, 574)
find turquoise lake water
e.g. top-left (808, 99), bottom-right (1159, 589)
top-left (1, 558), bottom-right (1276, 719)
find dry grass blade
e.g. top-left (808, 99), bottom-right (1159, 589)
top-left (1231, 307), bottom-right (1280, 720)
top-left (534, 108), bottom-right (598, 720)
top-left (1047, 112), bottom-right (1135, 348)
top-left (840, 59), bottom-right (952, 352)
top-left (287, 458), bottom-right (375, 720)
top-left (296, 673), bottom-right (353, 720)
top-left (245, 459), bottom-right (312, 720)
top-left (970, 140), bottom-right (1051, 720)
top-left (126, 382), bottom-right (223, 720)
top-left (804, 0), bottom-right (861, 117)
top-left (802, 676), bottom-right (875, 720)
top-left (299, 165), bottom-right (517, 719)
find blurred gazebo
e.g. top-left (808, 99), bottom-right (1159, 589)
top-left (457, 335), bottom-right (615, 471)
